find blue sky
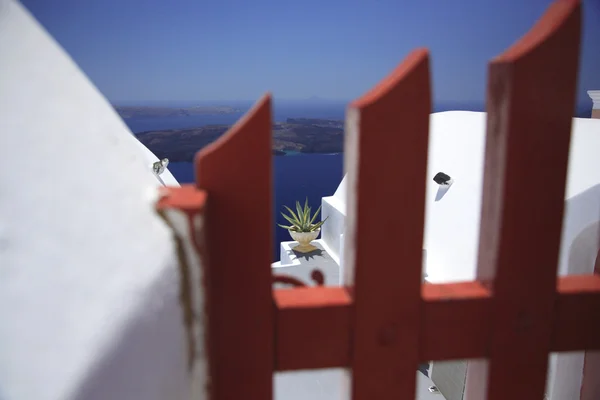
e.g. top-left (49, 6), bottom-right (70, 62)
top-left (21, 0), bottom-right (600, 107)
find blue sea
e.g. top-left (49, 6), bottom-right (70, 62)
top-left (123, 102), bottom-right (349, 262)
top-left (122, 100), bottom-right (484, 262)
top-left (166, 156), bottom-right (344, 262)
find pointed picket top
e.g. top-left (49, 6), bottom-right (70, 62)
top-left (491, 0), bottom-right (580, 65)
top-left (344, 48), bottom-right (430, 287)
top-left (194, 94), bottom-right (274, 400)
top-left (467, 0), bottom-right (581, 399)
top-left (344, 48), bottom-right (431, 400)
top-left (195, 94), bottom-right (272, 186)
top-left (351, 48), bottom-right (430, 110)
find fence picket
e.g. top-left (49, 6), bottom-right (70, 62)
top-left (195, 95), bottom-right (274, 400)
top-left (344, 49), bottom-right (431, 399)
top-left (466, 1), bottom-right (581, 399)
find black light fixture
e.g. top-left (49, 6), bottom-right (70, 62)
top-left (433, 172), bottom-right (452, 186)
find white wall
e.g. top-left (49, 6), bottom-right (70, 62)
top-left (0, 2), bottom-right (197, 399)
top-left (421, 113), bottom-right (600, 285)
top-left (320, 175), bottom-right (347, 266)
top-left (422, 112), bottom-right (488, 283)
top-left (320, 197), bottom-right (346, 265)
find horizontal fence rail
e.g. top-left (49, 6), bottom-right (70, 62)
top-left (273, 276), bottom-right (600, 371)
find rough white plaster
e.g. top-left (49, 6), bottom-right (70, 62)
top-left (0, 1), bottom-right (191, 399)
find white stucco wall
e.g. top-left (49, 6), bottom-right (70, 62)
top-left (0, 2), bottom-right (194, 399)
top-left (409, 112), bottom-right (600, 285)
top-left (421, 112), bottom-right (487, 284)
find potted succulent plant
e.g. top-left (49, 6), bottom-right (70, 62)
top-left (278, 198), bottom-right (328, 253)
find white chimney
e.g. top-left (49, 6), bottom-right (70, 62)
top-left (588, 90), bottom-right (600, 119)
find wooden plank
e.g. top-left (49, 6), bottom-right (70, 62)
top-left (344, 49), bottom-right (431, 400)
top-left (421, 282), bottom-right (492, 361)
top-left (465, 1), bottom-right (581, 399)
top-left (275, 284), bottom-right (492, 371)
top-left (273, 277), bottom-right (600, 371)
top-left (195, 95), bottom-right (274, 400)
top-left (274, 287), bottom-right (352, 370)
top-left (552, 275), bottom-right (600, 352)
top-left (275, 284), bottom-right (493, 371)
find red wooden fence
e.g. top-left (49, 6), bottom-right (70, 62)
top-left (158, 0), bottom-right (600, 398)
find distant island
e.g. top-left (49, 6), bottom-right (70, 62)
top-left (115, 105), bottom-right (242, 118)
top-left (135, 118), bottom-right (344, 162)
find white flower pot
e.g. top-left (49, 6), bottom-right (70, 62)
top-left (289, 229), bottom-right (320, 253)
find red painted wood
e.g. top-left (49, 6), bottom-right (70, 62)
top-left (421, 282), bottom-right (492, 361)
top-left (274, 287), bottom-right (352, 370)
top-left (553, 275), bottom-right (600, 352)
top-left (273, 277), bottom-right (600, 371)
top-left (581, 353), bottom-right (600, 400)
top-left (157, 184), bottom-right (207, 213)
top-left (344, 49), bottom-right (430, 400)
top-left (466, 1), bottom-right (581, 399)
top-left (195, 95), bottom-right (274, 400)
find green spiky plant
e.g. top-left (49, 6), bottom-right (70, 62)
top-left (278, 198), bottom-right (328, 233)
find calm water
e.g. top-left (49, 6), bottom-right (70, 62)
top-left (125, 102), bottom-right (347, 133)
top-left (168, 156), bottom-right (344, 262)
top-left (122, 101), bottom-right (485, 262)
